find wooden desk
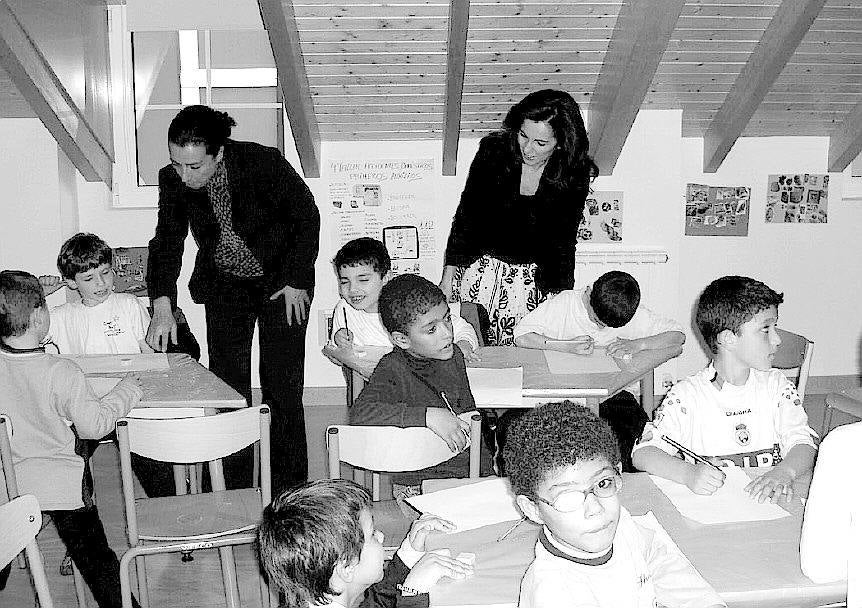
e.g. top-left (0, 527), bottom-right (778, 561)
top-left (80, 353), bottom-right (245, 410)
top-left (468, 345), bottom-right (681, 413)
top-left (427, 473), bottom-right (846, 608)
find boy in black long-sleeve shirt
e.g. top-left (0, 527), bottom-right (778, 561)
top-left (349, 274), bottom-right (491, 486)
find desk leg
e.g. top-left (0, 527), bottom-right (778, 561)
top-left (172, 466), bottom-right (188, 496)
top-left (586, 397), bottom-right (600, 415)
top-left (640, 373), bottom-right (655, 417)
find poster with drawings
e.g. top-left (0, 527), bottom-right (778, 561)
top-left (765, 173), bottom-right (828, 223)
top-left (327, 158), bottom-right (436, 276)
top-left (579, 191), bottom-right (623, 243)
top-left (685, 184), bottom-right (750, 236)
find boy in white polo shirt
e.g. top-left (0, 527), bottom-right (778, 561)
top-left (632, 276), bottom-right (816, 502)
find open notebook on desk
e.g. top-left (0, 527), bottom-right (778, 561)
top-left (650, 467), bottom-right (791, 525)
top-left (56, 352), bottom-right (169, 374)
top-left (466, 366), bottom-right (523, 407)
top-left (406, 477), bottom-right (522, 531)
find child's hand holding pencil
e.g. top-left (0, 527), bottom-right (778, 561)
top-left (663, 435), bottom-right (726, 495)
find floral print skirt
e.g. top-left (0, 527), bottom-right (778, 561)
top-left (453, 255), bottom-right (541, 346)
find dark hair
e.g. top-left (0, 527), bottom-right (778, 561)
top-left (0, 270), bottom-right (46, 339)
top-left (379, 273), bottom-right (445, 335)
top-left (256, 479), bottom-right (371, 607)
top-left (590, 271), bottom-right (641, 328)
top-left (695, 275), bottom-right (784, 354)
top-left (56, 233), bottom-right (113, 280)
top-left (168, 105), bottom-right (236, 156)
top-left (504, 401), bottom-right (620, 497)
top-left (502, 89), bottom-right (598, 189)
top-left (333, 238), bottom-right (391, 277)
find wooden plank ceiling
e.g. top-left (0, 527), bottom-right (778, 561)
top-left (268, 0), bottom-right (862, 175)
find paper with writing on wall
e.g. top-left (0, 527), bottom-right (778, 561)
top-left (406, 477), bottom-right (522, 532)
top-left (544, 348), bottom-right (620, 375)
top-left (466, 367), bottom-right (523, 407)
top-left (56, 353), bottom-right (170, 374)
top-left (650, 467), bottom-right (790, 524)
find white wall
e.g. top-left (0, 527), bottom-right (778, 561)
top-left (4, 110), bottom-right (861, 388)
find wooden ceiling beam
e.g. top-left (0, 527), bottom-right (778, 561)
top-left (259, 0), bottom-right (321, 178)
top-left (0, 1), bottom-right (112, 184)
top-left (702, 0), bottom-right (826, 173)
top-left (827, 101), bottom-right (862, 172)
top-left (587, 0), bottom-right (685, 176)
top-left (442, 0), bottom-right (471, 176)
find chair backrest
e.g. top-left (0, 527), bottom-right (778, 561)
top-left (0, 495), bottom-right (53, 608)
top-left (0, 414), bottom-right (18, 502)
top-left (772, 328), bottom-right (814, 397)
top-left (327, 412), bottom-right (482, 500)
top-left (458, 302), bottom-right (490, 348)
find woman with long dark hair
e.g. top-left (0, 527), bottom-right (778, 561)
top-left (441, 90), bottom-right (598, 345)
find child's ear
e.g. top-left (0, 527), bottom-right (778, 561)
top-left (333, 558), bottom-right (355, 587)
top-left (64, 278), bottom-right (78, 292)
top-left (381, 270), bottom-right (392, 284)
top-left (615, 462), bottom-right (623, 475)
top-left (516, 494), bottom-right (544, 526)
top-left (716, 328), bottom-right (737, 350)
top-left (390, 330), bottom-right (411, 350)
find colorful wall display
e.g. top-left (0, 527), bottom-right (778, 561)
top-left (685, 184), bottom-right (750, 236)
top-left (579, 191), bottom-right (623, 243)
top-left (765, 173), bottom-right (828, 223)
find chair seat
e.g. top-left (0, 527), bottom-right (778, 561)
top-left (136, 488), bottom-right (262, 541)
top-left (825, 391), bottom-right (862, 419)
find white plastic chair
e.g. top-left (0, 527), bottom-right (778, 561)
top-left (0, 495), bottom-right (53, 608)
top-left (327, 411), bottom-right (483, 500)
top-left (116, 406), bottom-right (271, 608)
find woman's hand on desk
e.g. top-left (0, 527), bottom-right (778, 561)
top-left (684, 459), bottom-right (726, 495)
top-left (426, 409), bottom-right (470, 452)
top-left (404, 548), bottom-right (474, 593)
top-left (408, 515), bottom-right (457, 552)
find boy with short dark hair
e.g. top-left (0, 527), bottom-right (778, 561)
top-left (40, 232), bottom-right (153, 355)
top-left (0, 270), bottom-right (143, 608)
top-left (632, 276), bottom-right (817, 503)
top-left (349, 274), bottom-right (489, 488)
top-left (505, 401), bottom-right (723, 608)
top-left (325, 238), bottom-right (478, 379)
top-left (513, 270), bottom-right (684, 357)
top-left (511, 270), bottom-right (685, 473)
top-left (256, 478), bottom-right (473, 607)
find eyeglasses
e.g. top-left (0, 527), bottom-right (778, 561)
top-left (535, 474), bottom-right (622, 513)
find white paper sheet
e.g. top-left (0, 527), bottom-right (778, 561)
top-left (544, 349), bottom-right (620, 375)
top-left (650, 467), bottom-right (790, 524)
top-left (466, 367), bottom-right (524, 407)
top-left (57, 353), bottom-right (170, 374)
top-left (86, 377), bottom-right (121, 397)
top-left (405, 477), bottom-right (522, 532)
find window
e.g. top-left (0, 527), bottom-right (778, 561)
top-left (108, 5), bottom-right (283, 205)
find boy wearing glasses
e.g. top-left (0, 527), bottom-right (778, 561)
top-left (504, 401), bottom-right (723, 608)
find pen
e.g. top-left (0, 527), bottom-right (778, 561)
top-left (342, 308), bottom-right (349, 335)
top-left (496, 516), bottom-right (527, 542)
top-left (662, 435), bottom-right (723, 472)
top-left (441, 392), bottom-right (470, 440)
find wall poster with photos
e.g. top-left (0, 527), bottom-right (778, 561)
top-left (765, 173), bottom-right (828, 223)
top-left (685, 184), bottom-right (750, 236)
top-left (579, 191), bottom-right (623, 243)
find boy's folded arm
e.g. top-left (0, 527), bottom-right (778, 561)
top-left (57, 367), bottom-right (139, 439)
top-left (348, 364), bottom-right (424, 427)
top-left (638, 330), bottom-right (686, 352)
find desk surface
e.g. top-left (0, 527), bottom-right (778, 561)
top-left (469, 345), bottom-right (680, 398)
top-left (87, 353), bottom-right (245, 409)
top-left (427, 473), bottom-right (845, 608)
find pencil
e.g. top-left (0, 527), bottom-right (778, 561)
top-left (441, 392), bottom-right (470, 440)
top-left (342, 308), bottom-right (349, 334)
top-left (662, 435), bottom-right (723, 472)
